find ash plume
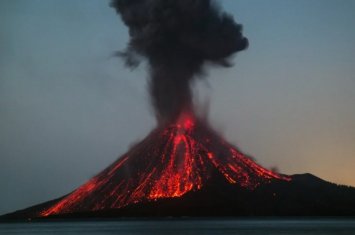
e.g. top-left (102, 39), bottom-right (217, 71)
top-left (111, 0), bottom-right (248, 124)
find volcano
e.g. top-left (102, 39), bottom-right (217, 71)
top-left (2, 113), bottom-right (355, 221)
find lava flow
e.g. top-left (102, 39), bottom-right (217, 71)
top-left (40, 113), bottom-right (290, 217)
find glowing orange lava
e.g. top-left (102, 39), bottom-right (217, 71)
top-left (40, 113), bottom-right (290, 217)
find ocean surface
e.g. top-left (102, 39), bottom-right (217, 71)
top-left (1, 219), bottom-right (355, 235)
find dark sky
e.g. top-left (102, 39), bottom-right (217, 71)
top-left (1, 0), bottom-right (355, 215)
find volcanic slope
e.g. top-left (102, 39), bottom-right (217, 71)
top-left (37, 113), bottom-right (289, 217)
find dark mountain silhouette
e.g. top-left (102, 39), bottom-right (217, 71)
top-left (1, 116), bottom-right (355, 221)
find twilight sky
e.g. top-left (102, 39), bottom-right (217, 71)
top-left (1, 0), bottom-right (354, 215)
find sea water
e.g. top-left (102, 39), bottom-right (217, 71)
top-left (1, 218), bottom-right (355, 235)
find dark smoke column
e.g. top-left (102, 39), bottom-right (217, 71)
top-left (111, 0), bottom-right (248, 124)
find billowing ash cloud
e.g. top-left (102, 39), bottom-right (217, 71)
top-left (111, 0), bottom-right (248, 124)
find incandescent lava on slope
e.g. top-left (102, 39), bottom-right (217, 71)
top-left (40, 112), bottom-right (290, 217)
